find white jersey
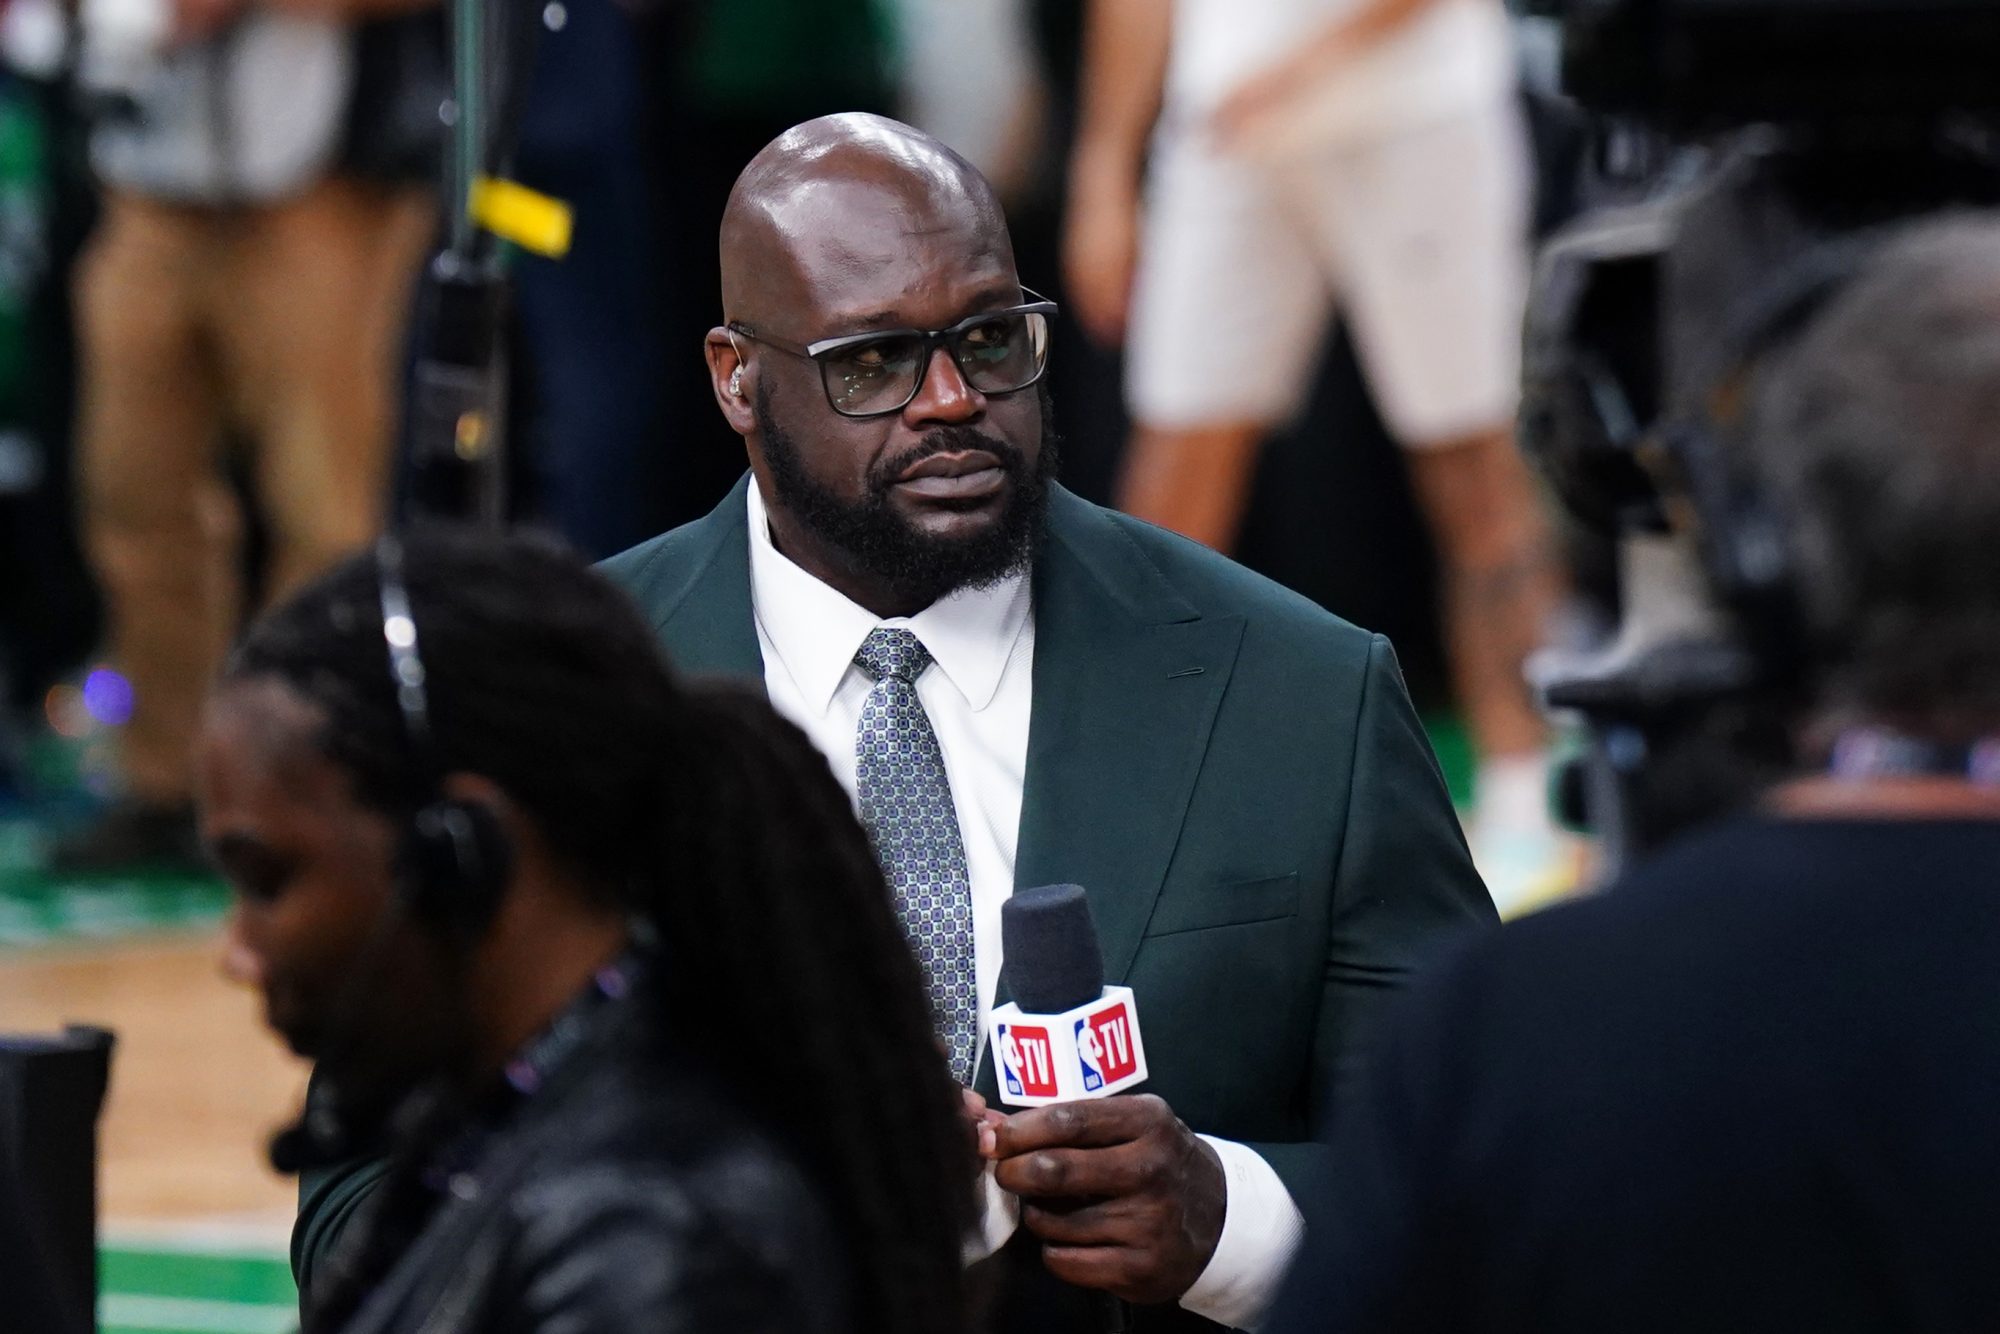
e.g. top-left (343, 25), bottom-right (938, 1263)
top-left (1164, 0), bottom-right (1516, 150)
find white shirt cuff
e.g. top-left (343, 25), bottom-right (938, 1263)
top-left (1178, 1136), bottom-right (1306, 1330)
top-left (965, 1161), bottom-right (1021, 1264)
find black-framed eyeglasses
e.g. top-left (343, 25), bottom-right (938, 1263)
top-left (728, 290), bottom-right (1058, 419)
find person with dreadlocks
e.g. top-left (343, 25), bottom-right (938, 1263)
top-left (195, 527), bottom-right (973, 1333)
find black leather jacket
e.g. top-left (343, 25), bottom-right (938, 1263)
top-left (320, 986), bottom-right (851, 1334)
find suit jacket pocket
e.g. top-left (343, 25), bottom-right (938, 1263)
top-left (1144, 872), bottom-right (1300, 937)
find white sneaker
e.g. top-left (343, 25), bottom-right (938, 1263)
top-left (1466, 754), bottom-right (1585, 920)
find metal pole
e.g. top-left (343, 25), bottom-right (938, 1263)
top-left (447, 0), bottom-right (483, 259)
top-left (401, 0), bottom-right (508, 527)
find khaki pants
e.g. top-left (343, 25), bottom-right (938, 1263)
top-left (75, 176), bottom-right (435, 803)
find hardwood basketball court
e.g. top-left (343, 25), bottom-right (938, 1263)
top-left (3, 903), bottom-right (305, 1333)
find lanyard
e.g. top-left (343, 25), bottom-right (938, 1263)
top-left (1828, 728), bottom-right (2000, 787)
top-left (421, 949), bottom-right (646, 1193)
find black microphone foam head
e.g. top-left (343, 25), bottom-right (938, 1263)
top-left (1001, 883), bottom-right (1105, 1014)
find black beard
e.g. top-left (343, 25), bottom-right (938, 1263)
top-left (758, 381), bottom-right (1060, 604)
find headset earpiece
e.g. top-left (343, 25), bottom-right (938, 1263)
top-left (399, 797), bottom-right (514, 937)
top-left (1663, 234), bottom-right (1882, 686)
top-left (377, 535), bottom-right (516, 940)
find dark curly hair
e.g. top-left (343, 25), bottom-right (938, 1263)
top-left (223, 525), bottom-right (975, 1334)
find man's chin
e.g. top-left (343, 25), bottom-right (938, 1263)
top-left (889, 487), bottom-right (1015, 533)
top-left (889, 497), bottom-right (1035, 580)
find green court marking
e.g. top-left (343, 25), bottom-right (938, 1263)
top-left (101, 1293), bottom-right (296, 1334)
top-left (1422, 712), bottom-right (1477, 809)
top-left (3, 727), bottom-right (233, 950)
top-left (0, 871), bottom-right (230, 948)
top-left (101, 1247), bottom-right (297, 1307)
top-left (99, 1243), bottom-right (297, 1334)
top-left (0, 818), bottom-right (229, 949)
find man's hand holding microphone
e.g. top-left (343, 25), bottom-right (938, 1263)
top-left (975, 885), bottom-right (1228, 1307)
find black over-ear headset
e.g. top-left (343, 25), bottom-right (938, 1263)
top-left (1657, 232), bottom-right (1885, 686)
top-left (375, 534), bottom-right (515, 937)
top-left (267, 537), bottom-right (519, 1175)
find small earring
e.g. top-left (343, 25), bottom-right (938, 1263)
top-left (729, 368), bottom-right (744, 397)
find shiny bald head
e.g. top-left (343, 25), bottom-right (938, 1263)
top-left (704, 114), bottom-right (1054, 621)
top-left (719, 114), bottom-right (1015, 330)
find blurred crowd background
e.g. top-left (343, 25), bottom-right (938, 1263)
top-left (0, 0), bottom-right (1588, 916)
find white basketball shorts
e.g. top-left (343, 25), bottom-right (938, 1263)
top-left (1126, 99), bottom-right (1532, 447)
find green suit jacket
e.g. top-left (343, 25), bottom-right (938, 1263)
top-left (602, 478), bottom-right (1495, 1330)
top-left (293, 478), bottom-right (1494, 1331)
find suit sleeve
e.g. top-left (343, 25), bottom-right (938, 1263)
top-left (1245, 634), bottom-right (1496, 1202)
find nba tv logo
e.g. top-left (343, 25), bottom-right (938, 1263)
top-left (999, 1024), bottom-right (1059, 1099)
top-left (987, 984), bottom-right (1147, 1107)
top-left (1076, 1003), bottom-right (1138, 1092)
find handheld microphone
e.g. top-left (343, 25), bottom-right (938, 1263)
top-left (989, 884), bottom-right (1148, 1108)
top-left (267, 1095), bottom-right (334, 1175)
top-left (268, 1080), bottom-right (385, 1175)
top-left (269, 1072), bottom-right (457, 1176)
top-left (992, 885), bottom-right (1145, 1334)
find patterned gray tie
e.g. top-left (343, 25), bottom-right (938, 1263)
top-left (854, 627), bottom-right (979, 1084)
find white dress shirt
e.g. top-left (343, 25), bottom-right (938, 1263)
top-left (746, 483), bottom-right (1303, 1329)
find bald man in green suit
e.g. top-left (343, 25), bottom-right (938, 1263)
top-left (292, 114), bottom-right (1494, 1333)
top-left (604, 110), bottom-right (1495, 1332)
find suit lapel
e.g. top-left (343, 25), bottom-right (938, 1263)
top-left (635, 482), bottom-right (1241, 1008)
top-left (1014, 490), bottom-right (1244, 986)
top-left (646, 476), bottom-right (765, 682)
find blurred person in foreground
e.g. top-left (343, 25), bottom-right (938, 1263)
top-left (197, 529), bottom-right (972, 1332)
top-left (289, 112), bottom-right (1492, 1333)
top-left (1066, 0), bottom-right (1569, 911)
top-left (1267, 214), bottom-right (2000, 1333)
top-left (55, 0), bottom-right (441, 872)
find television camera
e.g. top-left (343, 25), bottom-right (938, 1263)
top-left (1518, 0), bottom-right (2000, 866)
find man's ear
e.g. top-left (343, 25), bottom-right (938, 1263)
top-left (706, 328), bottom-right (757, 436)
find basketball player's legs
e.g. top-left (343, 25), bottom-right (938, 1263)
top-left (1319, 103), bottom-right (1571, 909)
top-left (1402, 429), bottom-right (1560, 762)
top-left (55, 191), bottom-right (232, 873)
top-left (218, 176), bottom-right (435, 604)
top-left (1117, 423), bottom-right (1267, 551)
top-left (1120, 138), bottom-right (1328, 551)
